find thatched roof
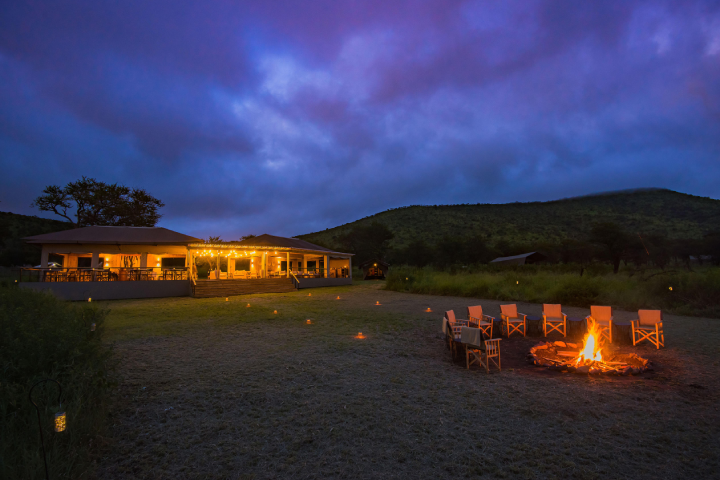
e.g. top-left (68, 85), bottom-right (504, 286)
top-left (24, 226), bottom-right (202, 245)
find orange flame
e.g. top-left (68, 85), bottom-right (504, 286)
top-left (375, 301), bottom-right (381, 305)
top-left (576, 323), bottom-right (603, 365)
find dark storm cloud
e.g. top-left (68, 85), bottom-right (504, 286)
top-left (1, 0), bottom-right (719, 239)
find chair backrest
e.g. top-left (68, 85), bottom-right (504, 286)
top-left (590, 305), bottom-right (612, 321)
top-left (638, 309), bottom-right (662, 325)
top-left (500, 304), bottom-right (517, 318)
top-left (467, 305), bottom-right (483, 320)
top-left (445, 310), bottom-right (456, 323)
top-left (543, 304), bottom-right (562, 318)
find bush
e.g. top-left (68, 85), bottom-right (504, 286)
top-left (0, 285), bottom-right (117, 479)
top-left (385, 265), bottom-right (720, 316)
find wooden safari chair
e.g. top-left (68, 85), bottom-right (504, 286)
top-left (500, 304), bottom-right (527, 338)
top-left (462, 327), bottom-right (501, 373)
top-left (631, 310), bottom-right (664, 349)
top-left (542, 304), bottom-right (567, 338)
top-left (586, 306), bottom-right (613, 343)
top-left (467, 305), bottom-right (494, 339)
top-left (443, 311), bottom-right (465, 360)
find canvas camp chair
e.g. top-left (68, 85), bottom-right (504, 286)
top-left (462, 326), bottom-right (501, 373)
top-left (543, 304), bottom-right (567, 337)
top-left (500, 304), bottom-right (527, 338)
top-left (586, 306), bottom-right (613, 343)
top-left (467, 305), bottom-right (494, 339)
top-left (444, 311), bottom-right (465, 359)
top-left (631, 310), bottom-right (664, 349)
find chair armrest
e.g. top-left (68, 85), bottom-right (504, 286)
top-left (482, 314), bottom-right (495, 322)
top-left (518, 313), bottom-right (527, 320)
top-left (562, 312), bottom-right (567, 319)
top-left (631, 319), bottom-right (639, 328)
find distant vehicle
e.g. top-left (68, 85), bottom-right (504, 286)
top-left (34, 262), bottom-right (62, 268)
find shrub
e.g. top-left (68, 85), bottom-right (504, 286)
top-left (385, 265), bottom-right (720, 316)
top-left (0, 285), bottom-right (117, 479)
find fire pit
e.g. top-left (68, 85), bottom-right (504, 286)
top-left (527, 324), bottom-right (652, 375)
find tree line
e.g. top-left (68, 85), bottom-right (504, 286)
top-left (331, 221), bottom-right (720, 272)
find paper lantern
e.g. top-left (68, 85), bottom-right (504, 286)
top-left (306, 319), bottom-right (312, 324)
top-left (246, 303), bottom-right (251, 307)
top-left (88, 298), bottom-right (92, 302)
top-left (225, 298), bottom-right (229, 301)
top-left (336, 296), bottom-right (340, 300)
top-left (375, 301), bottom-right (381, 305)
top-left (273, 310), bottom-right (277, 314)
top-left (425, 307), bottom-right (432, 313)
top-left (54, 412), bottom-right (66, 432)
top-left (669, 286), bottom-right (673, 291)
top-left (355, 332), bottom-right (366, 339)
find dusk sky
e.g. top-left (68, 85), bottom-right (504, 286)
top-left (1, 1), bottom-right (719, 239)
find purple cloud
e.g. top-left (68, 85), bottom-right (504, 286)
top-left (1, 0), bottom-right (719, 239)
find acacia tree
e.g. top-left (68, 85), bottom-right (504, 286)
top-left (339, 221), bottom-right (394, 265)
top-left (32, 177), bottom-right (164, 228)
top-left (590, 222), bottom-right (631, 274)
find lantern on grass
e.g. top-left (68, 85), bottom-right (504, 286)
top-left (306, 319), bottom-right (312, 324)
top-left (88, 297), bottom-right (92, 302)
top-left (246, 303), bottom-right (251, 307)
top-left (669, 286), bottom-right (673, 291)
top-left (336, 296), bottom-right (340, 300)
top-left (425, 307), bottom-right (432, 313)
top-left (375, 301), bottom-right (381, 306)
top-left (29, 378), bottom-right (64, 480)
top-left (54, 412), bottom-right (67, 432)
top-left (355, 332), bottom-right (366, 339)
top-left (308, 293), bottom-right (312, 296)
top-left (273, 310), bottom-right (277, 314)
top-left (226, 298), bottom-right (229, 301)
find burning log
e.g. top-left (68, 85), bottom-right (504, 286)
top-left (528, 325), bottom-right (652, 376)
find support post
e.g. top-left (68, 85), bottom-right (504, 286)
top-left (261, 252), bottom-right (267, 279)
top-left (91, 252), bottom-right (100, 281)
top-left (140, 252), bottom-right (148, 268)
top-left (349, 256), bottom-right (352, 279)
top-left (40, 247), bottom-right (49, 268)
top-left (286, 251), bottom-right (290, 278)
top-left (325, 255), bottom-right (329, 278)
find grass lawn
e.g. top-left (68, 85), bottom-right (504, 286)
top-left (95, 281), bottom-right (720, 479)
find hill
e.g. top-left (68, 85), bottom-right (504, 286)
top-left (0, 211), bottom-right (74, 266)
top-left (297, 189), bottom-right (720, 251)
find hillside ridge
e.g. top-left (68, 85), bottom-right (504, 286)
top-left (296, 189), bottom-right (720, 250)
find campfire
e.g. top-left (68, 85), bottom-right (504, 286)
top-left (528, 324), bottom-right (652, 375)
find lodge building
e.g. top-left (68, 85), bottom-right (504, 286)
top-left (21, 226), bottom-right (353, 300)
